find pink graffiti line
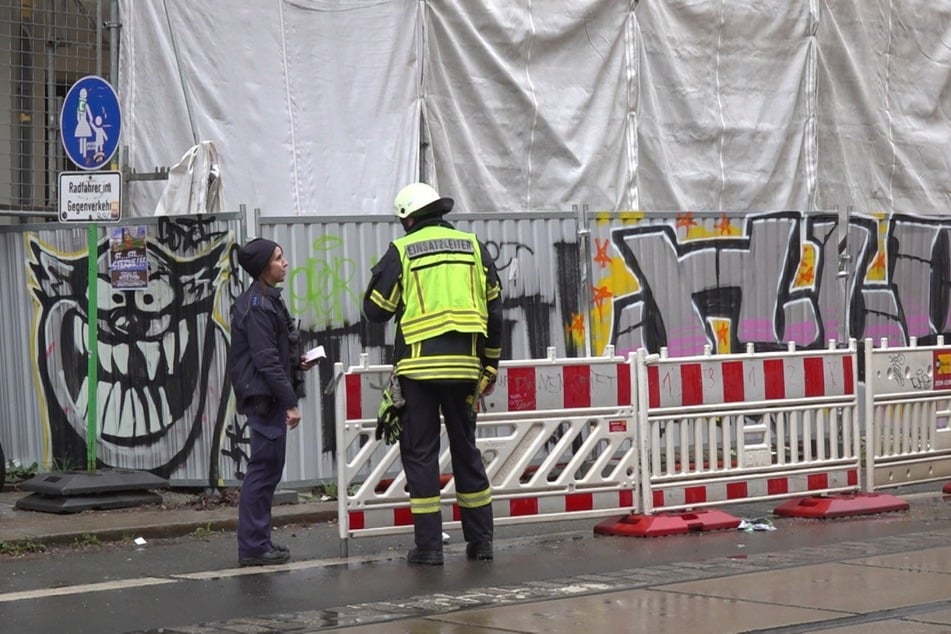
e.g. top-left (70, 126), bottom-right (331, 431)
top-left (783, 321), bottom-right (819, 346)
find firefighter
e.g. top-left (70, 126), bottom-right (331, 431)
top-left (363, 182), bottom-right (503, 565)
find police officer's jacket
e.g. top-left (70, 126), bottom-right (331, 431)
top-left (362, 216), bottom-right (503, 380)
top-left (229, 283), bottom-right (299, 420)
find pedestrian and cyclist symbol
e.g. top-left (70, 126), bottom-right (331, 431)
top-left (60, 76), bottom-right (122, 170)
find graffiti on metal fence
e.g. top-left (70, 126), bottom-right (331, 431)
top-left (25, 226), bottom-right (234, 483)
top-left (592, 211), bottom-right (951, 357)
top-left (12, 209), bottom-right (951, 485)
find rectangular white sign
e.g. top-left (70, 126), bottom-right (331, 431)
top-left (58, 171), bottom-right (122, 222)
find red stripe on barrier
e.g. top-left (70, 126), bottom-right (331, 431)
top-left (510, 497), bottom-right (539, 516)
top-left (648, 365), bottom-right (660, 408)
top-left (804, 357), bottom-right (825, 397)
top-left (847, 469), bottom-right (858, 486)
top-left (349, 511), bottom-right (365, 530)
top-left (452, 505), bottom-right (461, 522)
top-left (767, 477), bottom-right (789, 495)
top-left (652, 490), bottom-right (665, 507)
top-left (565, 492), bottom-right (593, 511)
top-left (564, 365), bottom-right (591, 408)
top-left (764, 359), bottom-right (785, 399)
top-left (345, 374), bottom-right (363, 420)
top-left (620, 489), bottom-right (634, 507)
top-left (681, 364), bottom-right (703, 406)
top-left (843, 356), bottom-right (854, 394)
top-left (722, 361), bottom-right (745, 403)
top-left (807, 473), bottom-right (828, 490)
top-left (726, 482), bottom-right (748, 499)
top-left (508, 367), bottom-right (536, 411)
top-left (617, 362), bottom-right (632, 405)
top-left (394, 507), bottom-right (414, 526)
top-left (684, 486), bottom-right (706, 504)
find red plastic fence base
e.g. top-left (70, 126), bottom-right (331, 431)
top-left (944, 482), bottom-right (951, 495)
top-left (773, 493), bottom-right (909, 519)
top-left (594, 509), bottom-right (742, 537)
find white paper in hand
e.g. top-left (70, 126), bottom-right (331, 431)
top-left (303, 345), bottom-right (326, 363)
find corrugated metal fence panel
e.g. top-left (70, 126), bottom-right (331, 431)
top-left (460, 212), bottom-right (582, 359)
top-left (3, 208), bottom-right (950, 488)
top-left (0, 226), bottom-right (69, 470)
top-left (258, 212), bottom-right (580, 484)
top-left (0, 214), bottom-right (242, 486)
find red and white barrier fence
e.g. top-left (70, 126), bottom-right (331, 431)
top-left (334, 349), bottom-right (638, 555)
top-left (635, 341), bottom-right (861, 516)
top-left (864, 337), bottom-right (951, 491)
top-left (335, 338), bottom-right (951, 551)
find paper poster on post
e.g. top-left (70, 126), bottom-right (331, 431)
top-left (109, 225), bottom-right (149, 290)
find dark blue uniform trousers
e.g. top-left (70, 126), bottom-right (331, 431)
top-left (237, 409), bottom-right (287, 558)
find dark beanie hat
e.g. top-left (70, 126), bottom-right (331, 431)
top-left (237, 238), bottom-right (279, 279)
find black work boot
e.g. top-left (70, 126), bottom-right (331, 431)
top-left (407, 548), bottom-right (444, 565)
top-left (465, 541), bottom-right (493, 560)
top-left (239, 547), bottom-right (291, 567)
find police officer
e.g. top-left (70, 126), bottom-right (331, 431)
top-left (363, 182), bottom-right (503, 565)
top-left (230, 237), bottom-right (316, 566)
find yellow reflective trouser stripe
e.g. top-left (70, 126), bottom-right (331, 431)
top-left (410, 496), bottom-right (441, 515)
top-left (457, 488), bottom-right (492, 509)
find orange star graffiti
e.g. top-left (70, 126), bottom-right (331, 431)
top-left (869, 251), bottom-right (887, 280)
top-left (715, 213), bottom-right (733, 235)
top-left (594, 238), bottom-right (611, 269)
top-left (568, 313), bottom-right (585, 337)
top-left (793, 244), bottom-right (817, 288)
top-left (591, 285), bottom-right (613, 312)
top-left (715, 321), bottom-right (730, 349)
top-left (794, 262), bottom-right (815, 287)
top-left (676, 212), bottom-right (697, 231)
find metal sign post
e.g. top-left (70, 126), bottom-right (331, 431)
top-left (58, 75), bottom-right (123, 473)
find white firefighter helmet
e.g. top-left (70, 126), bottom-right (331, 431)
top-left (393, 182), bottom-right (453, 219)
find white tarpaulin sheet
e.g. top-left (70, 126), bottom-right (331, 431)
top-left (119, 0), bottom-right (420, 217)
top-left (816, 0), bottom-right (951, 214)
top-left (118, 1), bottom-right (951, 217)
top-left (422, 1), bottom-right (636, 213)
top-left (636, 1), bottom-right (818, 212)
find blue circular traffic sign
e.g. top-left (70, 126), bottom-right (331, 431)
top-left (60, 76), bottom-right (122, 170)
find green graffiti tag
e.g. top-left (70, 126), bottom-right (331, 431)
top-left (287, 235), bottom-right (361, 326)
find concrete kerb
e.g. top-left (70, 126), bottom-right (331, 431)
top-left (0, 489), bottom-right (338, 547)
top-left (27, 506), bottom-right (338, 548)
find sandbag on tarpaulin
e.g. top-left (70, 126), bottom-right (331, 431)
top-left (154, 141), bottom-right (224, 215)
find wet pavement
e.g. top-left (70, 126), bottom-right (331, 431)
top-left (1, 485), bottom-right (950, 633)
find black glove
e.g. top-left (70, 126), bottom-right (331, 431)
top-left (375, 382), bottom-right (404, 445)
